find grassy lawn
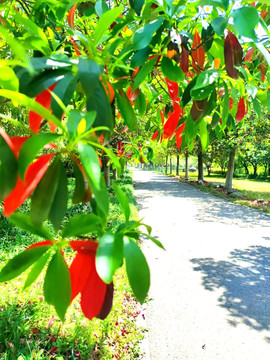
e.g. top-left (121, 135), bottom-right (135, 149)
top-left (164, 170), bottom-right (270, 213)
top-left (0, 171), bottom-right (145, 360)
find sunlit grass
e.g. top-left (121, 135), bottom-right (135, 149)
top-left (0, 171), bottom-right (145, 360)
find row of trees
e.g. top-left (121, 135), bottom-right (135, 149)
top-left (0, 0), bottom-right (269, 322)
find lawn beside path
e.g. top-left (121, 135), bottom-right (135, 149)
top-left (133, 168), bottom-right (270, 360)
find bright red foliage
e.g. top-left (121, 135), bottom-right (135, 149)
top-left (69, 240), bottom-right (111, 320)
top-left (3, 154), bottom-right (55, 217)
top-left (29, 84), bottom-right (57, 134)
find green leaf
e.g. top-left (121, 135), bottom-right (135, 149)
top-left (255, 42), bottom-right (270, 67)
top-left (51, 73), bottom-right (77, 119)
top-left (0, 25), bottom-right (31, 69)
top-left (221, 82), bottom-right (229, 129)
top-left (78, 143), bottom-right (109, 219)
top-left (94, 5), bottom-right (124, 45)
top-left (95, 1), bottom-right (109, 16)
top-left (44, 250), bottom-right (71, 321)
top-left (89, 142), bottom-right (122, 177)
top-left (135, 91), bottom-right (147, 116)
top-left (20, 69), bottom-right (70, 98)
top-left (96, 233), bottom-right (124, 283)
top-left (86, 81), bottom-right (114, 134)
top-left (18, 133), bottom-right (60, 179)
top-left (139, 233), bottom-right (165, 250)
top-left (72, 159), bottom-right (86, 205)
top-left (133, 57), bottom-right (157, 90)
top-left (0, 90), bottom-right (64, 132)
top-left (0, 134), bottom-right (18, 201)
top-left (48, 160), bottom-right (68, 231)
top-left (0, 245), bottom-right (51, 282)
top-left (233, 7), bottom-right (259, 40)
top-left (252, 97), bottom-right (261, 120)
top-left (61, 214), bottom-right (102, 238)
top-left (131, 47), bottom-right (151, 68)
top-left (67, 110), bottom-right (96, 138)
top-left (31, 158), bottom-right (60, 226)
top-left (161, 57), bottom-right (184, 82)
top-left (0, 66), bottom-right (19, 91)
top-left (202, 24), bottom-right (214, 52)
top-left (115, 90), bottom-right (138, 131)
top-left (182, 76), bottom-right (197, 107)
top-left (267, 90), bottom-right (270, 113)
top-left (77, 143), bottom-right (101, 190)
top-left (112, 181), bottom-right (130, 221)
top-left (133, 17), bottom-right (165, 50)
top-left (130, 0), bottom-right (145, 15)
top-left (211, 16), bottom-right (228, 37)
top-left (24, 250), bottom-right (51, 289)
top-left (199, 120), bottom-right (209, 152)
top-left (78, 59), bottom-right (100, 99)
top-left (9, 213), bottom-right (54, 240)
top-left (191, 70), bottom-right (219, 100)
top-left (124, 237), bottom-right (150, 304)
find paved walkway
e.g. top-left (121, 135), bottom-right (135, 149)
top-left (133, 169), bottom-right (270, 360)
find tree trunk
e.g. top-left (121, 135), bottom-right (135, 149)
top-left (170, 157), bottom-right (172, 174)
top-left (198, 142), bottom-right (204, 181)
top-left (207, 166), bottom-right (211, 176)
top-left (165, 155), bottom-right (168, 174)
top-left (253, 164), bottom-right (257, 177)
top-left (185, 151), bottom-right (189, 179)
top-left (225, 147), bottom-right (236, 190)
top-left (103, 153), bottom-right (110, 187)
top-left (176, 154), bottom-right (179, 176)
top-left (113, 168), bottom-right (117, 180)
top-left (244, 163), bottom-right (249, 175)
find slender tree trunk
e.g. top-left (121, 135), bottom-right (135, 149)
top-left (244, 163), bottom-right (249, 175)
top-left (170, 157), bottom-right (172, 174)
top-left (185, 150), bottom-right (189, 179)
top-left (253, 164), bottom-right (257, 177)
top-left (225, 147), bottom-right (237, 190)
top-left (207, 166), bottom-right (211, 176)
top-left (165, 155), bottom-right (168, 174)
top-left (113, 168), bottom-right (117, 180)
top-left (176, 154), bottom-right (179, 176)
top-left (198, 142), bottom-right (204, 181)
top-left (103, 152), bottom-right (110, 187)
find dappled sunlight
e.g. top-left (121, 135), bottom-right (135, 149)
top-left (191, 245), bottom-right (270, 332)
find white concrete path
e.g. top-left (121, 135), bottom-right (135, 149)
top-left (133, 169), bottom-right (270, 360)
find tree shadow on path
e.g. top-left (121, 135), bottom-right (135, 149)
top-left (191, 246), bottom-right (270, 334)
top-left (134, 172), bottom-right (270, 228)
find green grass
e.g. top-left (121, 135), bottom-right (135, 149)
top-left (0, 171), bottom-right (145, 360)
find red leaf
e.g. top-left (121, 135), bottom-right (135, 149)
top-left (96, 282), bottom-right (114, 320)
top-left (126, 86), bottom-right (139, 102)
top-left (229, 97), bottom-right (234, 110)
top-left (166, 78), bottom-right (179, 101)
top-left (27, 241), bottom-right (54, 249)
top-left (0, 129), bottom-right (29, 158)
top-left (70, 37), bottom-right (82, 56)
top-left (191, 30), bottom-right (205, 74)
top-left (163, 102), bottom-right (182, 139)
top-left (80, 262), bottom-right (107, 320)
top-left (29, 84), bottom-right (57, 134)
top-left (69, 240), bottom-right (107, 320)
top-left (175, 122), bottom-right (185, 149)
top-left (176, 135), bottom-right (182, 149)
top-left (3, 153), bottom-right (55, 217)
top-left (151, 130), bottom-right (159, 140)
top-left (236, 97), bottom-right (246, 122)
top-left (245, 48), bottom-right (254, 62)
top-left (224, 30), bottom-right (243, 79)
top-left (67, 3), bottom-right (77, 29)
top-left (180, 45), bottom-right (189, 73)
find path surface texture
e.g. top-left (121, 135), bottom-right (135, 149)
top-left (133, 169), bottom-right (270, 360)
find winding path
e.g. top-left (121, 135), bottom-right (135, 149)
top-left (133, 169), bottom-right (270, 360)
